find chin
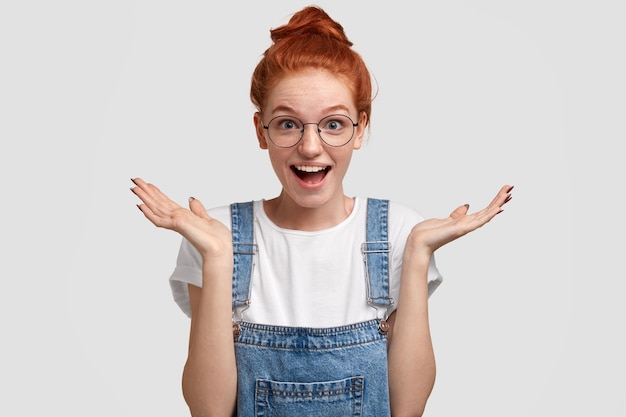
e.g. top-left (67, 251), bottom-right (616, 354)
top-left (288, 186), bottom-right (345, 209)
top-left (289, 193), bottom-right (330, 209)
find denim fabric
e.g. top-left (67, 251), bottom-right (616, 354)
top-left (230, 199), bottom-right (392, 417)
top-left (236, 320), bottom-right (388, 416)
top-left (363, 198), bottom-right (393, 310)
top-left (230, 202), bottom-right (256, 309)
top-left (255, 377), bottom-right (364, 417)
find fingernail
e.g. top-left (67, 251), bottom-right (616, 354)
top-left (131, 178), bottom-right (137, 185)
top-left (189, 196), bottom-right (195, 202)
top-left (136, 204), bottom-right (142, 212)
top-left (464, 204), bottom-right (469, 209)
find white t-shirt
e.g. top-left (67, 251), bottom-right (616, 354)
top-left (169, 197), bottom-right (442, 328)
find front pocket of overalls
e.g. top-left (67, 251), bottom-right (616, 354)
top-left (255, 376), bottom-right (364, 417)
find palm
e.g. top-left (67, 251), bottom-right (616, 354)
top-left (407, 185), bottom-right (513, 254)
top-left (131, 178), bottom-right (232, 258)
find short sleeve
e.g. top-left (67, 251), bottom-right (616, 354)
top-left (168, 238), bottom-right (203, 318)
top-left (168, 204), bottom-right (231, 318)
top-left (388, 201), bottom-right (444, 310)
top-left (426, 254), bottom-right (443, 297)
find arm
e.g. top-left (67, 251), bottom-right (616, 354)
top-left (131, 178), bottom-right (237, 417)
top-left (387, 253), bottom-right (435, 417)
top-left (184, 263), bottom-right (237, 417)
top-left (387, 185), bottom-right (513, 417)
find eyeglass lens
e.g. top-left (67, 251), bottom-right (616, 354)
top-left (266, 114), bottom-right (355, 147)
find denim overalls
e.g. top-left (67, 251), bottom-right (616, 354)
top-left (230, 199), bottom-right (392, 417)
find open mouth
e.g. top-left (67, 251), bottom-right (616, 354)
top-left (291, 165), bottom-right (330, 184)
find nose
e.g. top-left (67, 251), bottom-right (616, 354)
top-left (298, 123), bottom-right (324, 155)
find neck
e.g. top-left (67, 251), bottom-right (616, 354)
top-left (264, 191), bottom-right (355, 231)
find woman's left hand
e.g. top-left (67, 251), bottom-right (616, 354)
top-left (405, 184), bottom-right (513, 258)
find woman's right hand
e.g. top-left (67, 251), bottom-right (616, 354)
top-left (131, 178), bottom-right (232, 260)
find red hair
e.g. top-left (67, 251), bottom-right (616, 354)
top-left (250, 6), bottom-right (372, 125)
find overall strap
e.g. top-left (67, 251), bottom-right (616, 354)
top-left (362, 198), bottom-right (393, 312)
top-left (230, 201), bottom-right (256, 309)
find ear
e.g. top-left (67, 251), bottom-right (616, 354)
top-left (352, 111), bottom-right (367, 150)
top-left (254, 112), bottom-right (269, 149)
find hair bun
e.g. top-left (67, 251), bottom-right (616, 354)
top-left (270, 6), bottom-right (353, 47)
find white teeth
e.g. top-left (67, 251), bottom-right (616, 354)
top-left (295, 165), bottom-right (326, 173)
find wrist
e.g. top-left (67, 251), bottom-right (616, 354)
top-left (201, 252), bottom-right (234, 282)
top-left (402, 246), bottom-right (432, 267)
top-left (199, 241), bottom-right (233, 263)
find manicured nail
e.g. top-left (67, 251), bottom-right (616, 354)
top-left (464, 204), bottom-right (469, 209)
top-left (189, 196), bottom-right (195, 202)
top-left (131, 178), bottom-right (137, 185)
top-left (136, 204), bottom-right (142, 212)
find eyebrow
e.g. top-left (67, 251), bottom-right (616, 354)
top-left (270, 104), bottom-right (352, 116)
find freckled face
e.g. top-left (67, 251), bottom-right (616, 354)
top-left (254, 68), bottom-right (366, 209)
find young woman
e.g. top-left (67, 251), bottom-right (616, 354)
top-left (131, 6), bottom-right (513, 417)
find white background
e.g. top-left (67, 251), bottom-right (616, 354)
top-left (1, 0), bottom-right (624, 415)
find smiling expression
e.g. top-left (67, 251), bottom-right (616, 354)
top-left (254, 68), bottom-right (367, 211)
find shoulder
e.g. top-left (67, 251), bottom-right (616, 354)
top-left (388, 200), bottom-right (426, 224)
top-left (205, 203), bottom-right (231, 224)
top-left (360, 197), bottom-right (426, 224)
top-left (360, 198), bottom-right (428, 245)
top-left (203, 200), bottom-right (263, 231)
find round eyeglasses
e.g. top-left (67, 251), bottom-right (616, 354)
top-left (262, 114), bottom-right (358, 148)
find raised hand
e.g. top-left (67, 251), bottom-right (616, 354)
top-left (405, 185), bottom-right (514, 258)
top-left (131, 178), bottom-right (232, 260)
